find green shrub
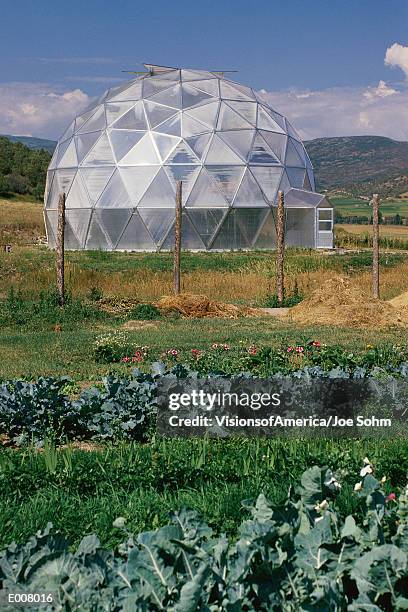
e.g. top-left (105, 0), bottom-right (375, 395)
top-left (128, 303), bottom-right (162, 320)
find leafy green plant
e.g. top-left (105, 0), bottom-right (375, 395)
top-left (128, 302), bottom-right (162, 320)
top-left (1, 463), bottom-right (407, 610)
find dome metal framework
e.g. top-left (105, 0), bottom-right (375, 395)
top-left (44, 64), bottom-right (333, 250)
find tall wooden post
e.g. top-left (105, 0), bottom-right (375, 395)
top-left (56, 192), bottom-right (66, 307)
top-left (372, 193), bottom-right (380, 299)
top-left (276, 190), bottom-right (285, 305)
top-left (174, 181), bottom-right (182, 295)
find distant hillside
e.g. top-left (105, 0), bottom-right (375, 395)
top-left (1, 135), bottom-right (56, 154)
top-left (305, 136), bottom-right (408, 196)
top-left (0, 137), bottom-right (51, 200)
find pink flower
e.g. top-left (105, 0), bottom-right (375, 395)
top-left (167, 349), bottom-right (178, 357)
top-left (386, 493), bottom-right (396, 502)
top-left (311, 341), bottom-right (321, 348)
top-left (295, 346), bottom-right (304, 353)
top-left (223, 344), bottom-right (230, 351)
top-left (132, 351), bottom-right (143, 363)
top-left (191, 348), bottom-right (201, 359)
top-left (122, 356), bottom-right (131, 363)
top-left (248, 345), bottom-right (257, 355)
top-left (287, 346), bottom-right (294, 353)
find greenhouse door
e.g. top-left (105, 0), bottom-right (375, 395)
top-left (316, 208), bottom-right (334, 248)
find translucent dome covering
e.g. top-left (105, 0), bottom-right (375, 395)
top-left (44, 65), bottom-right (316, 250)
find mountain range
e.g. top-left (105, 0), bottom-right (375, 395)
top-left (3, 134), bottom-right (408, 197)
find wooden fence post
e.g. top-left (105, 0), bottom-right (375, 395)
top-left (276, 190), bottom-right (285, 305)
top-left (56, 192), bottom-right (66, 307)
top-left (372, 193), bottom-right (380, 299)
top-left (174, 181), bottom-right (182, 295)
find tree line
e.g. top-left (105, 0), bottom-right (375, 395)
top-left (0, 137), bottom-right (51, 200)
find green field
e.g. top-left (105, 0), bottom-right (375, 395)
top-left (331, 195), bottom-right (408, 218)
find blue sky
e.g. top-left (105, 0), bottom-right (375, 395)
top-left (1, 0), bottom-right (408, 139)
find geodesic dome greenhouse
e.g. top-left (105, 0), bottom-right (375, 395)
top-left (44, 64), bottom-right (333, 250)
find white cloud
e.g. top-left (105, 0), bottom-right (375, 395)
top-left (385, 43), bottom-right (408, 79)
top-left (0, 82), bottom-right (91, 138)
top-left (257, 81), bottom-right (408, 141)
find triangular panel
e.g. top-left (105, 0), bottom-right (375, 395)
top-left (188, 209), bottom-right (226, 246)
top-left (161, 213), bottom-right (206, 250)
top-left (143, 74), bottom-right (180, 98)
top-left (286, 120), bottom-right (302, 141)
top-left (257, 106), bottom-right (285, 133)
top-left (251, 167), bottom-right (283, 203)
top-left (75, 108), bottom-right (98, 132)
top-left (80, 166), bottom-right (115, 205)
top-left (56, 139), bottom-right (78, 168)
top-left (65, 172), bottom-right (91, 208)
top-left (109, 129), bottom-right (145, 162)
top-left (143, 100), bottom-right (177, 129)
top-left (165, 141), bottom-right (200, 164)
top-left (259, 131), bottom-right (287, 163)
top-left (65, 209), bottom-right (92, 247)
top-left (105, 101), bottom-right (135, 127)
top-left (206, 166), bottom-right (245, 203)
top-left (278, 170), bottom-right (291, 194)
top-left (85, 214), bottom-right (112, 250)
top-left (78, 106), bottom-right (106, 133)
top-left (186, 101), bottom-right (219, 129)
top-left (181, 69), bottom-right (216, 82)
top-left (303, 172), bottom-right (312, 190)
top-left (232, 169), bottom-right (268, 207)
top-left (219, 130), bottom-right (255, 162)
top-left (286, 168), bottom-right (306, 189)
top-left (119, 166), bottom-right (159, 205)
top-left (150, 84), bottom-right (182, 109)
top-left (164, 165), bottom-right (201, 203)
top-left (116, 212), bottom-right (156, 250)
top-left (181, 114), bottom-right (209, 138)
top-left (182, 84), bottom-right (213, 108)
top-left (186, 168), bottom-right (228, 208)
top-left (95, 170), bottom-right (132, 208)
top-left (95, 209), bottom-right (132, 248)
top-left (217, 103), bottom-right (252, 130)
top-left (189, 79), bottom-right (220, 97)
top-left (110, 81), bottom-right (142, 102)
top-left (46, 169), bottom-right (76, 208)
top-left (150, 132), bottom-right (181, 162)
top-left (220, 81), bottom-right (254, 101)
top-left (226, 101), bottom-right (257, 125)
top-left (248, 134), bottom-right (280, 164)
top-left (137, 168), bottom-right (175, 207)
top-left (75, 132), bottom-right (101, 163)
top-left (185, 133), bottom-right (212, 160)
top-left (154, 113), bottom-right (181, 136)
top-left (253, 210), bottom-right (277, 248)
top-left (285, 139), bottom-right (304, 167)
top-left (82, 134), bottom-right (115, 166)
top-left (138, 208), bottom-right (174, 245)
top-left (211, 211), bottom-right (250, 249)
top-left (235, 208), bottom-right (270, 246)
top-left (119, 133), bottom-right (160, 165)
top-left (205, 135), bottom-right (243, 165)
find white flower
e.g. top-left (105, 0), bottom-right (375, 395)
top-left (314, 499), bottom-right (329, 512)
top-left (363, 457), bottom-right (371, 465)
top-left (113, 517), bottom-right (127, 529)
top-left (354, 482), bottom-right (363, 491)
top-left (360, 465), bottom-right (373, 477)
top-left (327, 476), bottom-right (341, 489)
top-left (380, 476), bottom-right (387, 484)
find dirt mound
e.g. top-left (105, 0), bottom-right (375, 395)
top-left (289, 276), bottom-right (408, 328)
top-left (155, 293), bottom-right (263, 319)
top-left (388, 290), bottom-right (408, 309)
